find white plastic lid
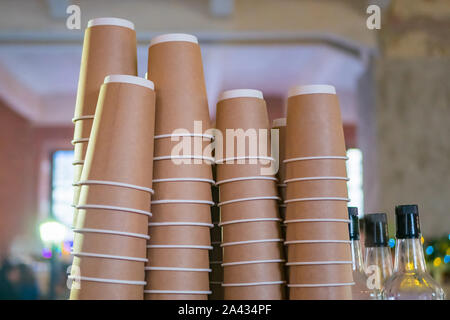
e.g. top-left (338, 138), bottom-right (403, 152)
top-left (272, 118), bottom-right (286, 127)
top-left (150, 33), bottom-right (198, 47)
top-left (104, 75), bottom-right (154, 90)
top-left (218, 89), bottom-right (263, 102)
top-left (288, 85), bottom-right (336, 98)
top-left (87, 17), bottom-right (135, 30)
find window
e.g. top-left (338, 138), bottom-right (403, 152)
top-left (346, 148), bottom-right (364, 217)
top-left (51, 150), bottom-right (74, 228)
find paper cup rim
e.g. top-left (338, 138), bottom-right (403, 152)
top-left (218, 89), bottom-right (263, 102)
top-left (272, 118), bottom-right (286, 127)
top-left (288, 282), bottom-right (355, 288)
top-left (104, 75), bottom-right (154, 90)
top-left (150, 33), bottom-right (198, 47)
top-left (87, 17), bottom-right (135, 30)
top-left (288, 84), bottom-right (336, 97)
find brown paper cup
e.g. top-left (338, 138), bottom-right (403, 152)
top-left (145, 270), bottom-right (210, 291)
top-left (153, 159), bottom-right (213, 180)
top-left (286, 86), bottom-right (346, 158)
top-left (73, 119), bottom-right (94, 141)
top-left (219, 179), bottom-right (277, 203)
top-left (220, 199), bottom-right (279, 221)
top-left (285, 221), bottom-right (350, 242)
top-left (148, 34), bottom-right (210, 135)
top-left (272, 119), bottom-right (286, 183)
top-left (81, 77), bottom-right (156, 189)
top-left (222, 242), bottom-right (284, 263)
top-left (148, 225), bottom-right (211, 246)
top-left (145, 293), bottom-right (208, 300)
top-left (217, 163), bottom-right (275, 182)
top-left (150, 203), bottom-right (212, 224)
top-left (223, 263), bottom-right (284, 283)
top-left (287, 242), bottom-right (351, 262)
top-left (285, 200), bottom-right (348, 220)
top-left (153, 181), bottom-right (212, 202)
top-left (147, 248), bottom-right (210, 268)
top-left (70, 281), bottom-right (143, 300)
top-left (73, 164), bottom-right (84, 185)
top-left (154, 136), bottom-right (211, 158)
top-left (74, 18), bottom-right (137, 118)
top-left (224, 283), bottom-right (284, 300)
top-left (285, 159), bottom-right (347, 180)
top-left (288, 264), bottom-right (353, 284)
top-left (286, 179), bottom-right (348, 200)
top-left (73, 232), bottom-right (147, 258)
top-left (222, 221), bottom-right (281, 243)
top-left (289, 286), bottom-right (352, 300)
top-left (73, 141), bottom-right (89, 163)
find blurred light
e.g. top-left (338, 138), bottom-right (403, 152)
top-left (42, 248), bottom-right (52, 259)
top-left (39, 221), bottom-right (67, 243)
top-left (433, 257), bottom-right (442, 267)
top-left (388, 238), bottom-right (395, 248)
top-left (62, 241), bottom-right (72, 255)
top-left (421, 236), bottom-right (424, 244)
top-left (426, 246), bottom-right (434, 255)
top-left (444, 255), bottom-right (450, 264)
top-left (446, 248), bottom-right (450, 256)
top-left (448, 234), bottom-right (450, 241)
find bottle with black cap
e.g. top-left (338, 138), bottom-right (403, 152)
top-left (382, 205), bottom-right (445, 300)
top-left (364, 213), bottom-right (393, 300)
top-left (348, 207), bottom-right (372, 300)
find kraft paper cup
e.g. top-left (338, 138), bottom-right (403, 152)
top-left (148, 225), bottom-right (211, 246)
top-left (286, 85), bottom-right (346, 158)
top-left (145, 293), bottom-right (207, 300)
top-left (81, 75), bottom-right (156, 189)
top-left (285, 158), bottom-right (348, 180)
top-left (289, 286), bottom-right (352, 300)
top-left (73, 141), bottom-right (89, 163)
top-left (288, 264), bottom-right (353, 284)
top-left (216, 163), bottom-right (276, 182)
top-left (219, 179), bottom-right (277, 203)
top-left (287, 242), bottom-right (351, 262)
top-left (150, 203), bottom-right (211, 224)
top-left (285, 179), bottom-right (348, 200)
top-left (154, 136), bottom-right (211, 158)
top-left (222, 241), bottom-right (284, 263)
top-left (72, 232), bottom-right (147, 259)
top-left (73, 118), bottom-right (94, 141)
top-left (272, 118), bottom-right (286, 183)
top-left (148, 34), bottom-right (211, 135)
top-left (285, 221), bottom-right (350, 242)
top-left (70, 281), bottom-right (144, 300)
top-left (285, 200), bottom-right (349, 220)
top-left (220, 199), bottom-right (279, 221)
top-left (152, 181), bottom-right (212, 202)
top-left (224, 283), bottom-right (284, 300)
top-left (74, 18), bottom-right (137, 119)
top-left (73, 164), bottom-right (84, 185)
top-left (222, 221), bottom-right (281, 243)
top-left (145, 270), bottom-right (210, 292)
top-left (147, 248), bottom-right (210, 269)
top-left (153, 160), bottom-right (213, 181)
top-left (223, 262), bottom-right (284, 284)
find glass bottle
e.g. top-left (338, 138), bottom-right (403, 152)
top-left (382, 205), bottom-right (445, 300)
top-left (348, 207), bottom-right (372, 299)
top-left (364, 213), bottom-right (393, 300)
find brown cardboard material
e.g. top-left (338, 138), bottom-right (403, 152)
top-left (153, 160), bottom-right (213, 180)
top-left (289, 286), bottom-right (352, 300)
top-left (219, 179), bottom-right (277, 203)
top-left (220, 199), bottom-right (279, 221)
top-left (150, 203), bottom-right (212, 224)
top-left (73, 119), bottom-right (94, 141)
top-left (154, 136), bottom-right (211, 158)
top-left (145, 270), bottom-right (210, 291)
top-left (272, 121), bottom-right (286, 183)
top-left (285, 179), bottom-right (348, 200)
top-left (285, 221), bottom-right (350, 242)
top-left (217, 163), bottom-right (275, 182)
top-left (147, 38), bottom-right (210, 135)
top-left (286, 92), bottom-right (346, 158)
top-left (74, 141), bottom-right (89, 163)
top-left (222, 242), bottom-right (284, 263)
top-left (73, 164), bottom-right (84, 185)
top-left (148, 225), bottom-right (211, 246)
top-left (224, 283), bottom-right (284, 300)
top-left (152, 181), bottom-right (212, 202)
top-left (72, 232), bottom-right (147, 258)
top-left (285, 159), bottom-right (347, 180)
top-left (223, 262), bottom-right (284, 283)
top-left (288, 264), bottom-right (354, 284)
top-left (287, 242), bottom-right (351, 262)
top-left (147, 248), bottom-right (210, 268)
top-left (71, 256), bottom-right (145, 281)
top-left (70, 281), bottom-right (143, 300)
top-left (80, 80), bottom-right (156, 189)
top-left (144, 293), bottom-right (207, 300)
top-left (222, 221), bottom-right (281, 243)
top-left (285, 200), bottom-right (349, 220)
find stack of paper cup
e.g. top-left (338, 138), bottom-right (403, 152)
top-left (69, 75), bottom-right (155, 300)
top-left (284, 85), bottom-right (353, 300)
top-left (145, 34), bottom-right (214, 300)
top-left (216, 89), bottom-right (285, 300)
top-left (72, 17), bottom-right (137, 228)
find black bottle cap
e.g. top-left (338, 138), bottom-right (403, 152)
top-left (364, 213), bottom-right (389, 247)
top-left (395, 204), bottom-right (421, 239)
top-left (348, 207), bottom-right (360, 240)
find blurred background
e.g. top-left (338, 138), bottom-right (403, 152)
top-left (0, 0), bottom-right (448, 299)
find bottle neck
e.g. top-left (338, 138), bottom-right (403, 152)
top-left (394, 238), bottom-right (427, 273)
top-left (364, 245), bottom-right (393, 285)
top-left (350, 240), bottom-right (365, 272)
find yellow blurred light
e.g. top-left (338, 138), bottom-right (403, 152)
top-left (433, 257), bottom-right (442, 267)
top-left (421, 236), bottom-right (424, 244)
